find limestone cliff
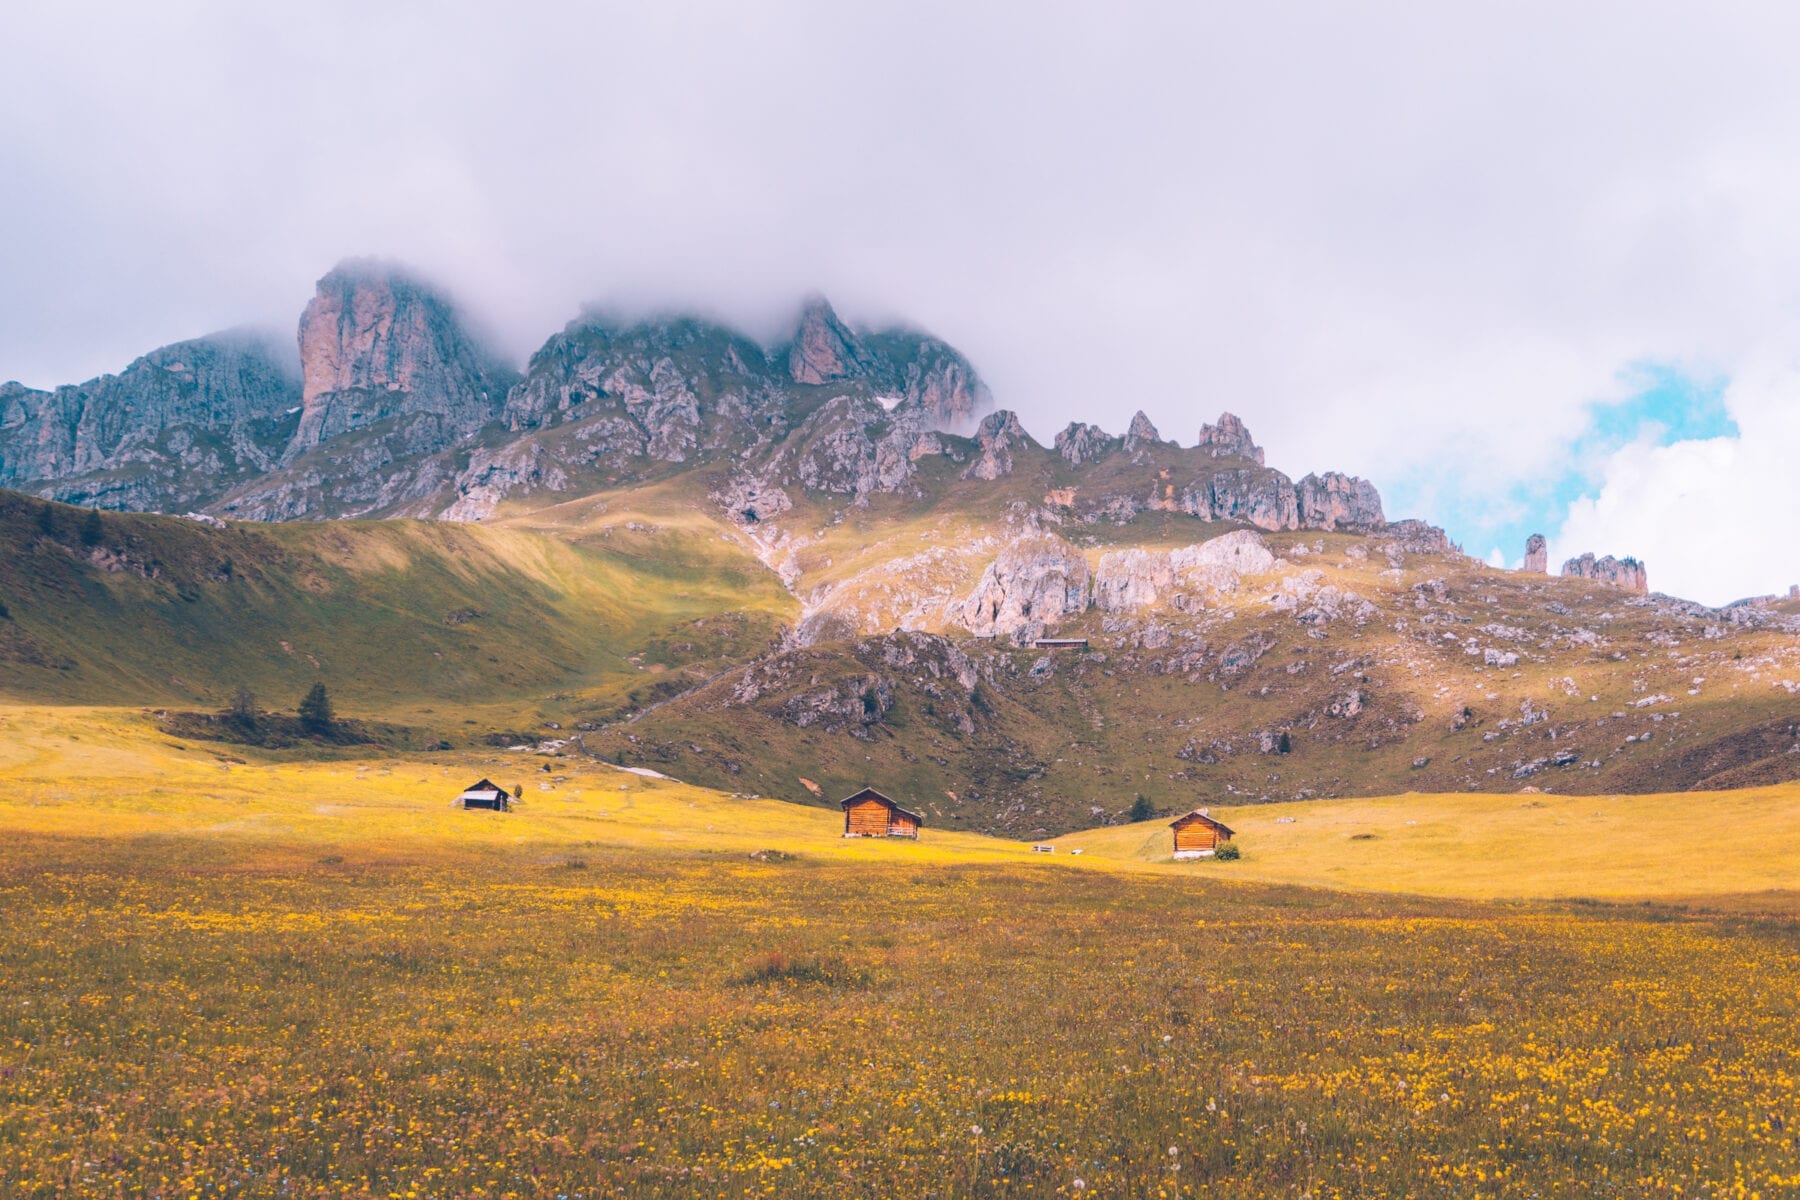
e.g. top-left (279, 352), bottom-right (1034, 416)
top-left (0, 329), bottom-right (300, 510)
top-left (289, 260), bottom-right (515, 454)
top-left (958, 533), bottom-right (1091, 642)
top-left (1562, 552), bottom-right (1648, 593)
top-left (1296, 472), bottom-right (1385, 532)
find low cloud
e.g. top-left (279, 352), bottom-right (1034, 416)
top-left (5, 3), bottom-right (1800, 599)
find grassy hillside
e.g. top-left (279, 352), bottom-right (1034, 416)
top-left (0, 490), bottom-right (793, 729)
top-left (586, 483), bottom-right (1800, 834)
top-left (1055, 786), bottom-right (1800, 903)
top-left (0, 704), bottom-right (1016, 865)
top-left (3, 705), bottom-right (1798, 1197)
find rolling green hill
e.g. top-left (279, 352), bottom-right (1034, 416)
top-left (0, 490), bottom-right (792, 730)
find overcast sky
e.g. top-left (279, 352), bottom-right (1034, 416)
top-left (6, 2), bottom-right (1800, 604)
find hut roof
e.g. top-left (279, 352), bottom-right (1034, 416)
top-left (1168, 809), bottom-right (1235, 837)
top-left (838, 787), bottom-right (924, 824)
top-left (457, 778), bottom-right (508, 803)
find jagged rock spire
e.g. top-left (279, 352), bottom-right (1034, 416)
top-left (961, 409), bottom-right (1033, 481)
top-left (786, 295), bottom-right (870, 385)
top-left (1196, 412), bottom-right (1264, 465)
top-left (1524, 533), bottom-right (1547, 573)
top-left (1123, 410), bottom-right (1162, 453)
top-left (1053, 421), bottom-right (1117, 467)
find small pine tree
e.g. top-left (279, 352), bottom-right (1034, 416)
top-left (35, 503), bottom-right (55, 538)
top-left (228, 685), bottom-right (257, 726)
top-left (1277, 731), bottom-right (1292, 754)
top-left (1128, 794), bottom-right (1157, 823)
top-left (511, 784), bottom-right (523, 800)
top-left (297, 682), bottom-right (334, 734)
top-left (79, 508), bottom-right (104, 548)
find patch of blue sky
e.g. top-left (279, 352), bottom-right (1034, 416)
top-left (1392, 362), bottom-right (1734, 566)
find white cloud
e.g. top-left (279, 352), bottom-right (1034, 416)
top-left (1553, 357), bottom-right (1800, 605)
top-left (6, 3), bottom-right (1800, 600)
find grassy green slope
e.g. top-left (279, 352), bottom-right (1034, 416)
top-left (0, 491), bottom-right (793, 728)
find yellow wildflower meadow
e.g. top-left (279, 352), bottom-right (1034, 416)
top-left (0, 709), bottom-right (1796, 1197)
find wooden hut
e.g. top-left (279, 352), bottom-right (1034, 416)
top-left (455, 778), bottom-right (513, 812)
top-left (1169, 809), bottom-right (1234, 859)
top-left (840, 787), bottom-right (922, 839)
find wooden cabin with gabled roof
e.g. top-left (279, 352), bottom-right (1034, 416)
top-left (839, 787), bottom-right (922, 839)
top-left (455, 778), bottom-right (513, 812)
top-left (1169, 808), bottom-right (1234, 859)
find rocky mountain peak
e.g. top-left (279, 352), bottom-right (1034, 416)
top-left (1197, 411), bottom-right (1264, 465)
top-left (1123, 410), bottom-right (1163, 453)
top-left (786, 295), bottom-right (870, 385)
top-left (1524, 534), bottom-right (1547, 574)
top-left (1054, 421), bottom-right (1118, 467)
top-left (290, 259), bottom-right (513, 454)
top-left (961, 409), bottom-right (1033, 481)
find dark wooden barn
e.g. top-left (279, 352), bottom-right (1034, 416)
top-left (840, 788), bottom-right (923, 839)
top-left (1169, 809), bottom-right (1234, 859)
top-left (455, 778), bottom-right (513, 812)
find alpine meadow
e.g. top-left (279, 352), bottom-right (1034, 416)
top-left (6, 6), bottom-right (1800, 1196)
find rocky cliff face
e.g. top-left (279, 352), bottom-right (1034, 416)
top-left (0, 329), bottom-right (300, 510)
top-left (1296, 472), bottom-right (1385, 531)
top-left (1562, 552), bottom-right (1648, 593)
top-left (500, 314), bottom-right (785, 464)
top-left (780, 297), bottom-right (992, 432)
top-left (1094, 532), bottom-right (1276, 612)
top-left (3, 264), bottom-right (1419, 548)
top-left (959, 533), bottom-right (1091, 641)
top-left (785, 296), bottom-right (871, 385)
top-left (290, 260), bottom-right (515, 453)
top-left (1177, 466), bottom-right (1301, 531)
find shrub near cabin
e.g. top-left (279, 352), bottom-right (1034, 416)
top-left (1169, 809), bottom-right (1234, 859)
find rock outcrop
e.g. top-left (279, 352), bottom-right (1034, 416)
top-left (1094, 531), bottom-right (1276, 612)
top-left (959, 533), bottom-right (1090, 641)
top-left (439, 442), bottom-right (569, 522)
top-left (501, 314), bottom-right (784, 464)
top-left (1196, 412), bottom-right (1264, 464)
top-left (1123, 411), bottom-right (1164, 458)
top-left (1524, 534), bottom-right (1547, 574)
top-left (1295, 472), bottom-right (1385, 531)
top-left (289, 260), bottom-right (514, 454)
top-left (961, 410), bottom-right (1032, 481)
top-left (781, 298), bottom-right (991, 432)
top-left (860, 329), bottom-right (992, 433)
top-left (1053, 421), bottom-right (1117, 467)
top-left (1562, 552), bottom-right (1648, 593)
top-left (1177, 467), bottom-right (1300, 531)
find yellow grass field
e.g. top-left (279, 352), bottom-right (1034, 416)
top-left (3, 707), bottom-right (1799, 1198)
top-left (1056, 789), bottom-right (1800, 905)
